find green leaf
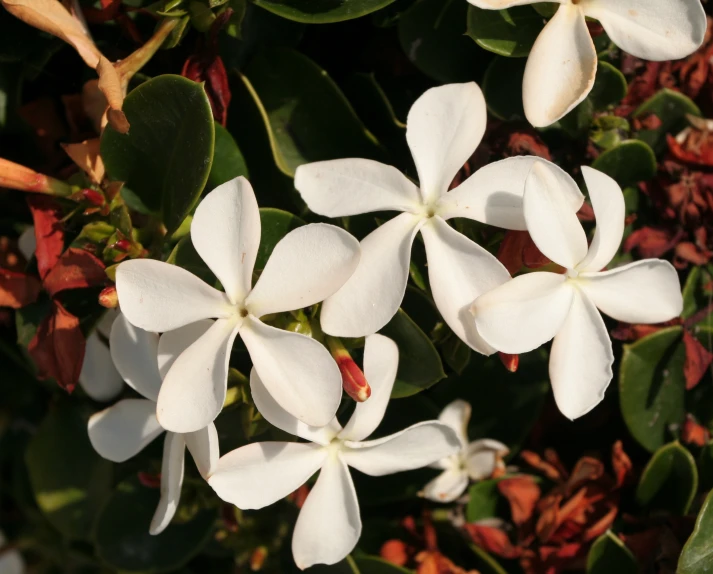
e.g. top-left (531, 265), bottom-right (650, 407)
top-left (244, 48), bottom-right (383, 177)
top-left (206, 122), bottom-right (249, 193)
top-left (682, 266), bottom-right (703, 319)
top-left (466, 479), bottom-right (503, 523)
top-left (586, 531), bottom-right (637, 574)
top-left (94, 476), bottom-right (216, 572)
top-left (398, 0), bottom-right (483, 83)
top-left (679, 488), bottom-right (713, 574)
top-left (619, 326), bottom-right (685, 452)
top-left (253, 0), bottom-right (397, 23)
top-left (467, 5), bottom-right (545, 58)
top-left (256, 208), bottom-right (306, 270)
top-left (353, 556), bottom-right (413, 573)
top-left (380, 309), bottom-right (445, 398)
top-left (634, 88), bottom-right (701, 155)
top-left (588, 61), bottom-right (628, 111)
top-left (25, 400), bottom-right (113, 539)
top-left (591, 140), bottom-right (657, 187)
top-left (101, 75), bottom-right (215, 236)
top-left (482, 56), bottom-right (526, 122)
top-left (636, 441), bottom-right (697, 515)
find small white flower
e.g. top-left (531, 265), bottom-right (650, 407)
top-left (472, 162), bottom-right (683, 419)
top-left (468, 0), bottom-right (706, 127)
top-left (421, 400), bottom-right (508, 503)
top-left (87, 314), bottom-right (219, 535)
top-left (79, 309), bottom-right (124, 402)
top-left (115, 176), bottom-right (361, 432)
top-left (296, 83), bottom-right (584, 353)
top-left (207, 335), bottom-right (461, 570)
top-left (0, 531), bottom-right (24, 574)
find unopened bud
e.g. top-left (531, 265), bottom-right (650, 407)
top-left (0, 157), bottom-right (72, 196)
top-left (498, 352), bottom-right (519, 373)
top-left (250, 546), bottom-right (268, 571)
top-left (98, 285), bottom-right (118, 308)
top-left (114, 238), bottom-right (132, 252)
top-left (326, 337), bottom-right (371, 402)
top-left (81, 188), bottom-right (105, 206)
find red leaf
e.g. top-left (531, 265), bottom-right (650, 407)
top-left (464, 524), bottom-right (521, 559)
top-left (623, 227), bottom-right (682, 259)
top-left (43, 247), bottom-right (106, 298)
top-left (498, 476), bottom-right (541, 526)
top-left (0, 268), bottom-right (41, 308)
top-left (182, 55), bottom-right (231, 126)
top-left (681, 414), bottom-right (711, 446)
top-left (683, 329), bottom-right (713, 390)
top-left (611, 440), bottom-right (634, 488)
top-left (27, 196), bottom-right (64, 281)
top-left (28, 300), bottom-right (85, 392)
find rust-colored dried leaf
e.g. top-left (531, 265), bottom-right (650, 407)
top-left (43, 247), bottom-right (106, 297)
top-left (611, 440), bottom-right (634, 488)
top-left (0, 268), bottom-right (41, 308)
top-left (498, 476), bottom-right (541, 526)
top-left (61, 139), bottom-right (105, 184)
top-left (683, 329), bottom-right (713, 390)
top-left (681, 414), bottom-right (711, 446)
top-left (381, 540), bottom-right (410, 567)
top-left (464, 524), bottom-right (521, 559)
top-left (27, 196), bottom-right (64, 281)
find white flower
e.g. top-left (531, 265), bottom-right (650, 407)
top-left (421, 400), bottom-right (508, 503)
top-left (0, 531), bottom-right (24, 574)
top-left (207, 334), bottom-right (460, 570)
top-left (115, 176), bottom-right (361, 433)
top-left (468, 0), bottom-right (706, 127)
top-left (87, 314), bottom-right (219, 535)
top-left (79, 309), bottom-right (124, 401)
top-left (296, 82), bottom-right (584, 353)
top-left (472, 162), bottom-right (683, 419)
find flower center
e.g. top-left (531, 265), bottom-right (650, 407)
top-left (238, 307), bottom-right (249, 318)
top-left (565, 269), bottom-right (579, 280)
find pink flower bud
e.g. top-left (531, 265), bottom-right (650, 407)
top-left (327, 337), bottom-right (371, 402)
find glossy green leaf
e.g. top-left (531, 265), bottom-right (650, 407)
top-left (25, 400), bottom-right (113, 539)
top-left (466, 479), bottom-right (502, 523)
top-left (101, 75), bottom-right (215, 236)
top-left (588, 61), bottom-right (628, 111)
top-left (467, 5), bottom-right (545, 58)
top-left (619, 326), bottom-right (685, 452)
top-left (94, 476), bottom-right (216, 572)
top-left (591, 140), bottom-right (657, 187)
top-left (482, 56), bottom-right (526, 122)
top-left (253, 0), bottom-right (397, 23)
top-left (380, 309), bottom-right (445, 398)
top-left (586, 531), bottom-right (637, 574)
top-left (679, 488), bottom-right (713, 574)
top-left (256, 208), bottom-right (306, 270)
top-left (244, 48), bottom-right (383, 177)
top-left (398, 0), bottom-right (483, 83)
top-left (634, 88), bottom-right (701, 154)
top-left (636, 441), bottom-right (697, 514)
top-left (206, 122), bottom-right (249, 193)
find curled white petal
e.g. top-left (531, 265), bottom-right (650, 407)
top-left (421, 468), bottom-right (469, 503)
top-left (79, 330), bottom-right (124, 402)
top-left (110, 313), bottom-right (161, 401)
top-left (149, 432), bottom-right (186, 535)
top-left (184, 423), bottom-right (220, 479)
top-left (438, 399), bottom-right (472, 449)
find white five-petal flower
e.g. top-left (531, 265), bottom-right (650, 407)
top-left (115, 176), bottom-right (361, 432)
top-left (88, 314), bottom-right (220, 535)
top-left (79, 309), bottom-right (124, 402)
top-left (421, 400), bottom-right (508, 503)
top-left (207, 334), bottom-right (460, 570)
top-left (296, 82), bottom-right (584, 353)
top-left (469, 0), bottom-right (706, 127)
top-left (472, 162), bottom-right (683, 419)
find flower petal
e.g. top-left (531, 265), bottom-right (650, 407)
top-left (250, 368), bottom-right (342, 446)
top-left (420, 216), bottom-right (511, 355)
top-left (149, 432), bottom-right (185, 535)
top-left (438, 399), bottom-right (472, 449)
top-left (295, 158), bottom-right (422, 217)
top-left (157, 320), bottom-right (214, 378)
top-left (576, 167), bottom-right (626, 272)
top-left (245, 224), bottom-right (361, 317)
top-left (578, 259), bottom-right (683, 323)
top-left (109, 313), bottom-right (161, 401)
top-left (321, 212), bottom-right (423, 337)
top-left (88, 398), bottom-right (163, 462)
top-left (550, 289), bottom-right (613, 420)
top-left (522, 4), bottom-right (597, 127)
top-left (466, 439), bottom-right (509, 480)
top-left (342, 421), bottom-right (460, 476)
top-left (191, 176), bottom-right (260, 305)
top-left (406, 83), bottom-right (487, 203)
top-left (208, 442), bottom-right (327, 509)
top-left (292, 455), bottom-right (361, 570)
top-left (156, 317), bottom-right (241, 433)
top-left (240, 318), bottom-right (342, 428)
top-left (524, 160), bottom-right (588, 268)
top-left (437, 156), bottom-right (583, 229)
top-left (116, 259), bottom-right (233, 332)
top-left (421, 469), bottom-right (469, 503)
top-left (184, 423), bottom-right (220, 479)
top-left (472, 272), bottom-right (574, 354)
top-left (582, 0), bottom-right (706, 61)
top-left (338, 334), bottom-right (400, 442)
top-left (79, 330), bottom-right (124, 402)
